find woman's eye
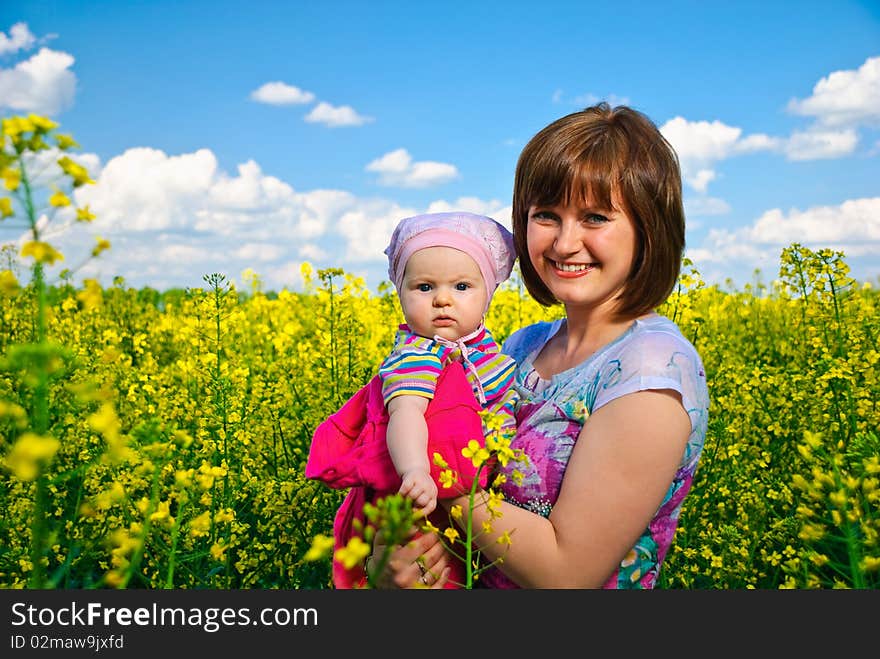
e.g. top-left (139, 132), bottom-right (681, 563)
top-left (586, 213), bottom-right (610, 224)
top-left (531, 211), bottom-right (557, 222)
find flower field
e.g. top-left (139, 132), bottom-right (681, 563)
top-left (1, 115), bottom-right (878, 589)
top-left (1, 250), bottom-right (877, 589)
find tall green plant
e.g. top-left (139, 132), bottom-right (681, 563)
top-left (0, 114), bottom-right (106, 587)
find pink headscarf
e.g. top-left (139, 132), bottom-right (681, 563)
top-left (384, 211), bottom-right (516, 311)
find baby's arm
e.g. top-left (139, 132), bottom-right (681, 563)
top-left (386, 395), bottom-right (437, 517)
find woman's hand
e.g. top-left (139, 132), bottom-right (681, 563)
top-left (369, 529), bottom-right (452, 589)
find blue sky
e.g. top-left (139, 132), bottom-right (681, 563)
top-left (2, 0), bottom-right (879, 293)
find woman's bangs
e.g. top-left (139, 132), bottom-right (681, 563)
top-left (562, 154), bottom-right (617, 212)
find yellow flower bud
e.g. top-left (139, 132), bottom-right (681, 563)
top-left (91, 237), bottom-right (111, 257)
top-left (21, 241), bottom-right (64, 265)
top-left (49, 188), bottom-right (71, 207)
top-left (4, 432), bottom-right (61, 481)
top-left (76, 205), bottom-right (96, 222)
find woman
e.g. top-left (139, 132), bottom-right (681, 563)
top-left (372, 102), bottom-right (709, 589)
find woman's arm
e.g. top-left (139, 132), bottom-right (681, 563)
top-left (445, 388), bottom-right (691, 588)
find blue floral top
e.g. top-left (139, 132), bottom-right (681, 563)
top-left (481, 313), bottom-right (709, 589)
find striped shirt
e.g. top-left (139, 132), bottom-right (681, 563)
top-left (378, 324), bottom-right (518, 432)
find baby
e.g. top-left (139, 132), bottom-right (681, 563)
top-left (381, 211), bottom-right (518, 517)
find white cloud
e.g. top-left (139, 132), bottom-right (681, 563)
top-left (77, 147), bottom-right (218, 231)
top-left (749, 197), bottom-right (880, 245)
top-left (690, 197), bottom-right (880, 277)
top-left (18, 143), bottom-right (509, 292)
top-left (0, 47), bottom-right (76, 115)
top-left (264, 261), bottom-right (307, 290)
top-left (298, 243), bottom-right (328, 260)
top-left (660, 116), bottom-right (778, 192)
top-left (158, 243), bottom-right (210, 263)
top-left (233, 242), bottom-right (285, 261)
top-left (304, 101), bottom-right (373, 127)
top-left (365, 148), bottom-right (459, 188)
top-left (685, 196), bottom-right (731, 217)
top-left (336, 203), bottom-right (416, 261)
top-left (0, 22), bottom-right (36, 55)
top-left (17, 147), bottom-right (101, 189)
top-left (783, 128), bottom-right (859, 160)
top-left (687, 237), bottom-right (768, 265)
top-left (249, 81), bottom-right (315, 106)
top-left (787, 56), bottom-right (880, 127)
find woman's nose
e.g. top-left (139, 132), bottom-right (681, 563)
top-left (554, 219), bottom-right (581, 255)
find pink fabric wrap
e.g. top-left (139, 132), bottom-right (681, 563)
top-left (305, 361), bottom-right (492, 589)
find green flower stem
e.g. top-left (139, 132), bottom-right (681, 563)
top-left (16, 135), bottom-right (52, 589)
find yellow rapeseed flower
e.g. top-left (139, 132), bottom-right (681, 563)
top-left (334, 536), bottom-right (370, 569)
top-left (0, 400), bottom-right (28, 428)
top-left (0, 269), bottom-right (19, 293)
top-left (55, 133), bottom-right (79, 150)
top-left (49, 187), bottom-right (71, 207)
top-left (462, 439), bottom-right (490, 468)
top-left (443, 527), bottom-right (460, 543)
top-left (57, 156), bottom-right (95, 187)
top-left (174, 469), bottom-right (195, 488)
top-left (799, 523), bottom-right (826, 541)
top-left (150, 500), bottom-right (173, 526)
top-left (421, 519), bottom-right (440, 534)
top-left (21, 240), bottom-right (64, 265)
top-left (88, 402), bottom-right (120, 439)
top-left (28, 114), bottom-right (58, 131)
top-left (3, 432), bottom-right (61, 481)
top-left (0, 197), bottom-right (13, 216)
top-left (1, 167), bottom-right (20, 191)
top-left (188, 511), bottom-right (211, 538)
top-left (438, 469), bottom-right (457, 489)
top-left (214, 508), bottom-right (235, 524)
top-left (2, 116), bottom-right (35, 136)
top-left (76, 205), bottom-right (96, 222)
top-left (860, 557), bottom-right (880, 573)
top-left (304, 534), bottom-right (334, 562)
top-left (210, 542), bottom-right (227, 562)
top-left (77, 279), bottom-right (103, 311)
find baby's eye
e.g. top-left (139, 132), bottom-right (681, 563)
top-left (455, 282), bottom-right (470, 291)
top-left (417, 283), bottom-right (432, 292)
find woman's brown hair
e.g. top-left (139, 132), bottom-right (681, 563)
top-left (512, 102), bottom-right (685, 318)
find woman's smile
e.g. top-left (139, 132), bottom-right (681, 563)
top-left (550, 259), bottom-right (597, 277)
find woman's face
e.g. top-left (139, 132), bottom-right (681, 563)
top-left (398, 246), bottom-right (488, 341)
top-left (526, 194), bottom-right (637, 313)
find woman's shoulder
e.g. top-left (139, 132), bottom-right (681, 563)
top-left (594, 314), bottom-right (709, 422)
top-left (594, 314), bottom-right (707, 393)
top-left (501, 319), bottom-right (562, 362)
top-left (625, 314), bottom-right (702, 361)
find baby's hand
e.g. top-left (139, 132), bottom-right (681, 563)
top-left (399, 469), bottom-right (438, 517)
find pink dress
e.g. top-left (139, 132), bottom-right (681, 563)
top-left (306, 361), bottom-right (491, 588)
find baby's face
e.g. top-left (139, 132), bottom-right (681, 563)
top-left (398, 246), bottom-right (487, 341)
